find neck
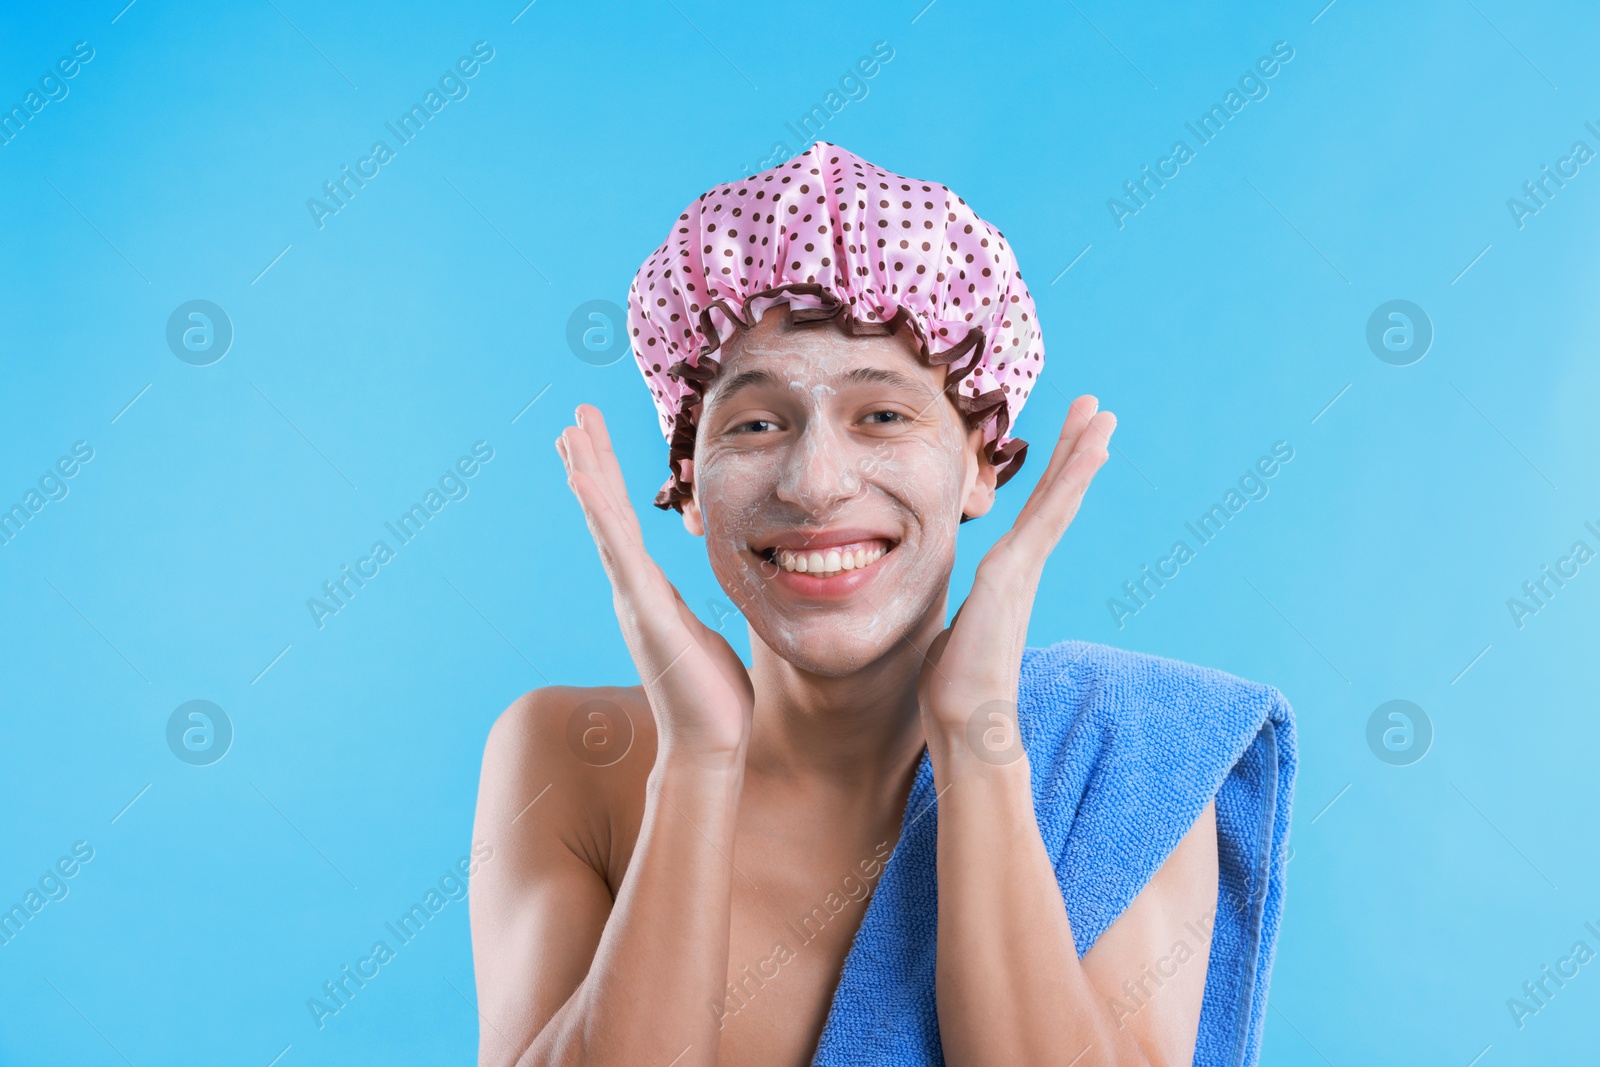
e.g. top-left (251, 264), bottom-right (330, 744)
top-left (743, 592), bottom-right (948, 791)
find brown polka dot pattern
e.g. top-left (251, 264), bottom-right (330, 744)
top-left (627, 141), bottom-right (1044, 512)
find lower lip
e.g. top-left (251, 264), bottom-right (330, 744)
top-left (757, 548), bottom-right (895, 601)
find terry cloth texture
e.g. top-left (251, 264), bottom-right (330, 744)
top-left (810, 639), bottom-right (1296, 1067)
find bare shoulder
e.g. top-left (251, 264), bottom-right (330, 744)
top-left (482, 684), bottom-right (657, 779)
top-left (476, 685), bottom-right (657, 883)
top-left (469, 686), bottom-right (658, 1064)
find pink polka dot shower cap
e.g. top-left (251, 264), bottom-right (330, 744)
top-left (628, 141), bottom-right (1045, 512)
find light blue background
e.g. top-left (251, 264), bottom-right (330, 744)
top-left (2, 1), bottom-right (1596, 1064)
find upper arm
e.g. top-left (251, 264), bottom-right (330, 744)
top-left (1080, 799), bottom-right (1219, 1067)
top-left (469, 689), bottom-right (618, 1067)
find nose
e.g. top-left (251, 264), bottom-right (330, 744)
top-left (775, 419), bottom-right (865, 515)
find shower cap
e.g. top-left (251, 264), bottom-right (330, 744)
top-left (627, 141), bottom-right (1045, 512)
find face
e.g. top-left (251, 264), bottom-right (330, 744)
top-left (682, 305), bottom-right (998, 677)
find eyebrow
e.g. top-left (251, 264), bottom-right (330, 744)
top-left (711, 367), bottom-right (785, 400)
top-left (710, 365), bottom-right (933, 403)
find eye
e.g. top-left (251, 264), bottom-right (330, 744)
top-left (863, 410), bottom-right (906, 426)
top-left (732, 418), bottom-right (779, 434)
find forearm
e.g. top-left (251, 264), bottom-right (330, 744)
top-left (527, 752), bottom-right (743, 1066)
top-left (928, 730), bottom-right (1148, 1067)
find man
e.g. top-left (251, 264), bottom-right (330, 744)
top-left (470, 142), bottom-right (1293, 1066)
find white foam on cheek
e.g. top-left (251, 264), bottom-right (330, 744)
top-left (698, 453), bottom-right (765, 543)
top-left (687, 315), bottom-right (980, 668)
top-left (694, 435), bottom-right (791, 622)
top-left (871, 418), bottom-right (966, 602)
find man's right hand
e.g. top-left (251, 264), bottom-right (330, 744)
top-left (557, 403), bottom-right (754, 766)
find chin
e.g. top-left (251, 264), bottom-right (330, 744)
top-left (753, 623), bottom-right (899, 678)
top-left (737, 563), bottom-right (949, 679)
top-left (705, 518), bottom-right (956, 676)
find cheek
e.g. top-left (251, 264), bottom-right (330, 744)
top-left (695, 447), bottom-right (778, 531)
top-left (693, 450), bottom-right (778, 591)
top-left (870, 424), bottom-right (969, 531)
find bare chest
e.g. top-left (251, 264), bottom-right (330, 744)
top-left (713, 817), bottom-right (899, 1066)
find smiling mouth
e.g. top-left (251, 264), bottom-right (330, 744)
top-left (757, 538), bottom-right (897, 578)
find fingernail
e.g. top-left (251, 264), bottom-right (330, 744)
top-left (575, 406), bottom-right (585, 428)
top-left (555, 436), bottom-right (569, 466)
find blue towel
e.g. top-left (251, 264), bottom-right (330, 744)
top-left (811, 639), bottom-right (1296, 1066)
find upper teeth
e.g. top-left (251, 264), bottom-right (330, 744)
top-left (773, 542), bottom-right (889, 576)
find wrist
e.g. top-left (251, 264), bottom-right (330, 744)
top-left (925, 718), bottom-right (1033, 789)
top-left (653, 740), bottom-right (747, 778)
top-left (647, 747), bottom-right (746, 827)
top-left (923, 696), bottom-right (1027, 766)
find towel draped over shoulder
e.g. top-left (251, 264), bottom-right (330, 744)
top-left (811, 640), bottom-right (1297, 1067)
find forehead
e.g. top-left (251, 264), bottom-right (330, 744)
top-left (707, 308), bottom-right (945, 397)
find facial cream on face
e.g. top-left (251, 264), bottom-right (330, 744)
top-left (692, 309), bottom-right (977, 677)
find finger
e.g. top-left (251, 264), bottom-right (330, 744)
top-left (562, 413), bottom-right (643, 548)
top-left (574, 404), bottom-right (644, 546)
top-left (561, 421), bottom-right (641, 538)
top-left (562, 461), bottom-right (650, 600)
top-left (1015, 410), bottom-right (1115, 556)
top-left (1007, 395), bottom-right (1096, 532)
top-left (1034, 409), bottom-right (1114, 524)
top-left (560, 439), bottom-right (665, 608)
top-left (1033, 395), bottom-right (1101, 502)
top-left (960, 402), bottom-right (1113, 640)
top-left (1043, 394), bottom-right (1099, 474)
